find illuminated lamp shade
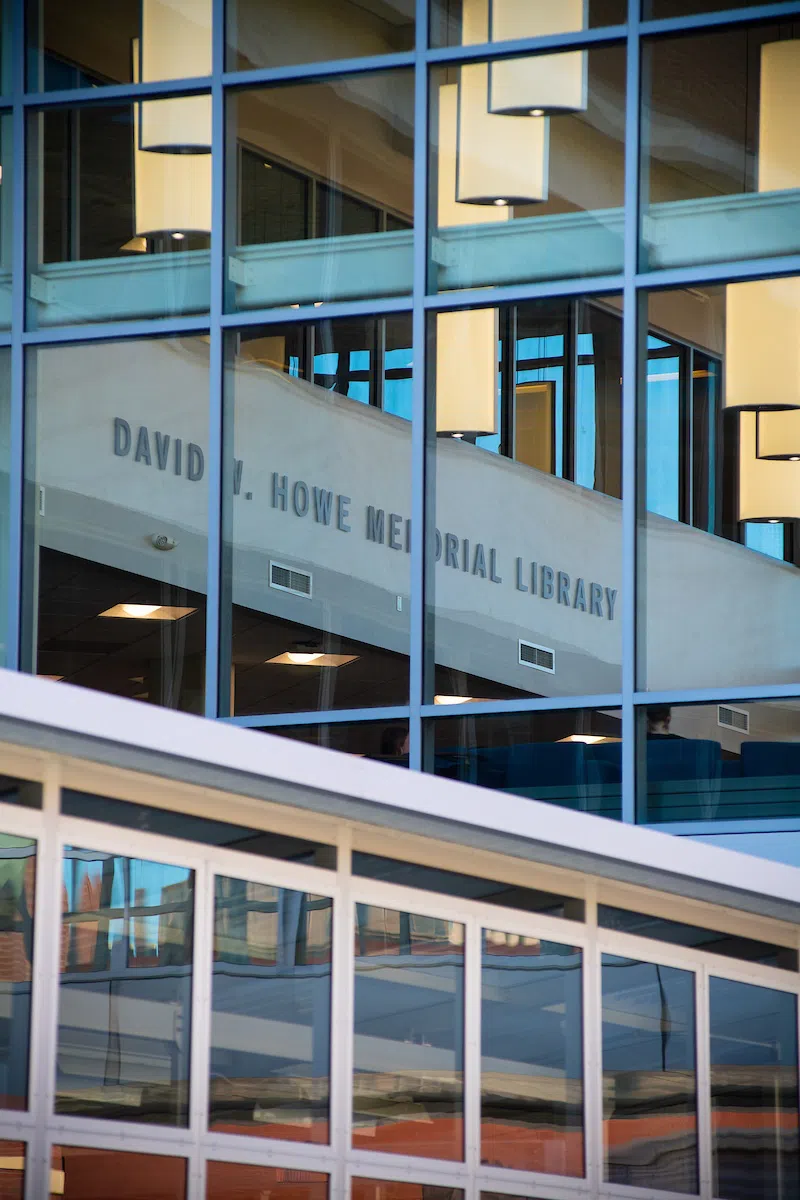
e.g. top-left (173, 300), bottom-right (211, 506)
top-left (487, 0), bottom-right (588, 116)
top-left (140, 0), bottom-right (212, 152)
top-left (757, 41), bottom-right (800, 193)
top-left (738, 410), bottom-right (800, 521)
top-left (724, 276), bottom-right (800, 411)
top-left (132, 38), bottom-right (211, 237)
top-left (436, 308), bottom-right (498, 436)
top-left (756, 408), bottom-right (800, 461)
top-left (457, 63), bottom-right (549, 205)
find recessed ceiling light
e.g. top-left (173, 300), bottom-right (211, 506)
top-left (434, 695), bottom-right (473, 705)
top-left (493, 198), bottom-right (508, 206)
top-left (266, 651), bottom-right (358, 667)
top-left (768, 519), bottom-right (780, 524)
top-left (171, 232), bottom-right (185, 240)
top-left (38, 674), bottom-right (64, 682)
top-left (100, 604), bottom-right (196, 620)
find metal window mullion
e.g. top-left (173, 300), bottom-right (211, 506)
top-left (5, 0), bottom-right (25, 671)
top-left (204, 0), bottom-right (226, 719)
top-left (186, 858), bottom-right (213, 1200)
top-left (24, 797), bottom-right (63, 1200)
top-left (696, 965), bottom-right (712, 1200)
top-left (621, 1), bottom-right (643, 825)
top-left (424, 273), bottom-right (625, 312)
top-left (464, 916), bottom-right (481, 1183)
top-left (583, 889), bottom-right (604, 1193)
top-left (330, 829), bottom-right (353, 1200)
top-left (408, 0), bottom-right (431, 769)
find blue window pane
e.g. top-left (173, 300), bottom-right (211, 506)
top-left (349, 350), bottom-right (370, 371)
top-left (384, 379), bottom-right (412, 420)
top-left (347, 381), bottom-right (371, 404)
top-left (577, 333), bottom-right (594, 355)
top-left (313, 353), bottom-right (338, 375)
top-left (646, 357), bottom-right (681, 520)
top-left (210, 878), bottom-right (332, 1143)
top-left (385, 348), bottom-right (412, 370)
top-left (745, 522), bottom-right (784, 560)
top-left (56, 848), bottom-right (193, 1126)
top-left (576, 364), bottom-right (597, 489)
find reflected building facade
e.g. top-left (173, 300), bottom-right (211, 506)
top-left (0, 1), bottom-right (800, 1195)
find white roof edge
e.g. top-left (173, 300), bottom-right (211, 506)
top-left (1, 668), bottom-right (799, 922)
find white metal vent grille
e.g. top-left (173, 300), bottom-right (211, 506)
top-left (518, 639), bottom-right (556, 674)
top-left (718, 704), bottom-right (749, 734)
top-left (269, 561), bottom-right (312, 599)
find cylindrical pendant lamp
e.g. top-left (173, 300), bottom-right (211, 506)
top-left (738, 410), bottom-right (800, 521)
top-left (757, 40), bottom-right (800, 193)
top-left (456, 63), bottom-right (549, 205)
top-left (435, 85), bottom-right (500, 437)
top-left (487, 0), bottom-right (588, 116)
top-left (132, 38), bottom-right (212, 237)
top-left (140, 0), bottom-right (212, 152)
top-left (724, 275), bottom-right (800, 411)
top-left (436, 308), bottom-right (499, 436)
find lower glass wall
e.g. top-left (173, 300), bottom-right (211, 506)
top-left (22, 336), bottom-right (209, 710)
top-left (50, 1146), bottom-right (186, 1199)
top-left (0, 1140), bottom-right (24, 1198)
top-left (710, 978), bottom-right (799, 1200)
top-left (0, 351), bottom-right (9, 668)
top-left (638, 699), bottom-right (800, 824)
top-left (266, 720), bottom-right (409, 763)
top-left (602, 955), bottom-right (698, 1193)
top-left (207, 1164), bottom-right (328, 1200)
top-left (429, 708), bottom-right (622, 819)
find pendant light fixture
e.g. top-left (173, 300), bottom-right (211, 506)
top-left (738, 410), bottom-right (800, 522)
top-left (726, 40), bottom-right (800, 423)
top-left (486, 0), bottom-right (588, 117)
top-left (131, 9), bottom-right (212, 241)
top-left (435, 83), bottom-right (499, 437)
top-left (456, 0), bottom-right (550, 207)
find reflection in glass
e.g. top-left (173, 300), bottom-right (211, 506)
top-left (429, 47), bottom-right (625, 293)
top-left (353, 1181), bottom-right (462, 1200)
top-left (0, 836), bottom-right (35, 1111)
top-left (637, 280), bottom-right (800, 693)
top-left (207, 1162), bottom-right (328, 1200)
top-left (227, 0), bottom-right (414, 72)
top-left (0, 350), bottom-right (9, 665)
top-left (23, 337), bottom-right (208, 709)
top-left (228, 73), bottom-right (413, 313)
top-left (224, 316), bottom-right (411, 715)
top-left (353, 906), bottom-right (464, 1160)
top-left (29, 101), bottom-right (211, 326)
top-left (210, 877), bottom-right (332, 1141)
top-left (602, 955), bottom-right (697, 1193)
top-left (710, 978), bottom-right (799, 1200)
top-left (0, 1140), bottom-right (24, 1198)
top-left (28, 1), bottom-right (211, 90)
top-left (638, 701), bottom-right (800, 823)
top-left (641, 22), bottom-right (800, 272)
top-left (430, 710), bottom-right (622, 820)
top-left (431, 0), bottom-right (626, 47)
top-left (482, 933), bottom-right (583, 1176)
top-left (56, 849), bottom-right (193, 1124)
top-left (50, 1145), bottom-right (187, 1200)
top-left (269, 721), bottom-right (410, 762)
top-left (430, 297), bottom-right (622, 705)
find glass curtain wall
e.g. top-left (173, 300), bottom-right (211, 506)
top-left (0, 0), bottom-right (799, 832)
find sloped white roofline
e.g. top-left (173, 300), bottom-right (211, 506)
top-left (0, 666), bottom-right (798, 924)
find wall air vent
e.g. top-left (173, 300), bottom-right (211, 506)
top-left (519, 639), bottom-right (555, 674)
top-left (269, 561), bottom-right (312, 599)
top-left (718, 704), bottom-right (750, 734)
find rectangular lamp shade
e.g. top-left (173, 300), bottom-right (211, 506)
top-left (140, 1), bottom-right (212, 150)
top-left (437, 84), bottom-right (509, 228)
top-left (133, 39), bottom-right (211, 236)
top-left (756, 408), bottom-right (800, 460)
top-left (141, 0), bottom-right (212, 81)
top-left (457, 62), bottom-right (549, 205)
top-left (487, 0), bottom-right (588, 116)
top-left (724, 276), bottom-right (800, 410)
top-left (739, 410), bottom-right (800, 521)
top-left (758, 41), bottom-right (800, 193)
top-left (436, 308), bottom-right (499, 436)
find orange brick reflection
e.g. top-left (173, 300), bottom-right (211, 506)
top-left (0, 1141), bottom-right (25, 1200)
top-left (206, 1161), bottom-right (327, 1200)
top-left (50, 1147), bottom-right (186, 1200)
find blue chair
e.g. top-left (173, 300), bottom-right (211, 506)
top-left (646, 739), bottom-right (722, 821)
top-left (741, 741), bottom-right (800, 777)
